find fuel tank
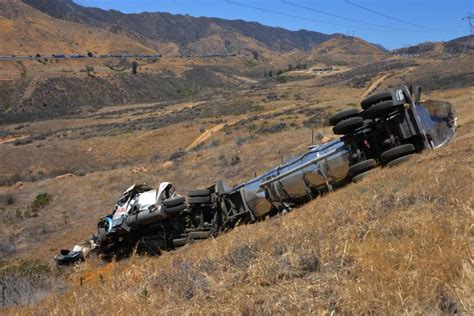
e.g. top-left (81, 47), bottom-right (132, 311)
top-left (236, 140), bottom-right (350, 217)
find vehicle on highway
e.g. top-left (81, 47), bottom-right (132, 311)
top-left (54, 85), bottom-right (457, 264)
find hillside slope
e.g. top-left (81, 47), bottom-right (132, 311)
top-left (1, 87), bottom-right (472, 314)
top-left (392, 35), bottom-right (474, 56)
top-left (21, 0), bottom-right (366, 55)
top-left (0, 0), bottom-right (156, 55)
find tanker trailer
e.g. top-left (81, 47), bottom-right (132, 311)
top-left (54, 85), bottom-right (456, 264)
top-left (211, 85), bottom-right (456, 226)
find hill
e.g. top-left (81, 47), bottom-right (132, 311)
top-left (392, 35), bottom-right (473, 57)
top-left (21, 0), bottom-right (365, 56)
top-left (0, 0), bottom-right (392, 116)
top-left (1, 85), bottom-right (472, 313)
top-left (0, 0), bottom-right (157, 56)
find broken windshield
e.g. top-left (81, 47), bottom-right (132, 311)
top-left (415, 100), bottom-right (456, 148)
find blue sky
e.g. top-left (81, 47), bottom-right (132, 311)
top-left (74, 0), bottom-right (472, 49)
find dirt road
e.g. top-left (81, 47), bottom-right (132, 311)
top-left (362, 67), bottom-right (417, 98)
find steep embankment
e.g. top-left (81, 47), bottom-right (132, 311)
top-left (6, 91), bottom-right (472, 314)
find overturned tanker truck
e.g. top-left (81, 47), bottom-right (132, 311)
top-left (55, 86), bottom-right (456, 264)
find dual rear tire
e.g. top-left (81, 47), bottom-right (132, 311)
top-left (162, 195), bottom-right (186, 215)
top-left (329, 108), bottom-right (365, 135)
top-left (187, 189), bottom-right (212, 205)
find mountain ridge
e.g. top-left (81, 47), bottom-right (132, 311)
top-left (20, 0), bottom-right (355, 55)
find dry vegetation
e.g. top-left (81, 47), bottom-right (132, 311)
top-left (0, 49), bottom-right (472, 313)
top-left (3, 88), bottom-right (472, 314)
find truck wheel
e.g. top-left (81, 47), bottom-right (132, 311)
top-left (188, 189), bottom-right (210, 197)
top-left (188, 196), bottom-right (211, 205)
top-left (386, 154), bottom-right (416, 167)
top-left (189, 231), bottom-right (211, 239)
top-left (348, 159), bottom-right (377, 178)
top-left (361, 91), bottom-right (392, 110)
top-left (163, 203), bottom-right (186, 215)
top-left (172, 238), bottom-right (187, 247)
top-left (329, 108), bottom-right (360, 126)
top-left (380, 144), bottom-right (416, 164)
top-left (332, 117), bottom-right (364, 135)
top-left (352, 170), bottom-right (374, 183)
top-left (162, 195), bottom-right (185, 208)
top-left (361, 100), bottom-right (402, 119)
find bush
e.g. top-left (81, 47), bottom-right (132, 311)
top-left (276, 76), bottom-right (287, 84)
top-left (258, 123), bottom-right (287, 134)
top-left (230, 155), bottom-right (240, 166)
top-left (168, 150), bottom-right (186, 161)
top-left (0, 259), bottom-right (60, 308)
top-left (0, 194), bottom-right (15, 206)
top-left (30, 193), bottom-right (51, 215)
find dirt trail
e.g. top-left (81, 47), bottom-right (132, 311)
top-left (362, 67), bottom-right (416, 98)
top-left (186, 118), bottom-right (241, 151)
top-left (0, 135), bottom-right (29, 145)
top-left (362, 74), bottom-right (391, 98)
top-left (185, 101), bottom-right (319, 151)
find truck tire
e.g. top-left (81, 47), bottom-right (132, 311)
top-left (163, 203), bottom-right (186, 215)
top-left (188, 189), bottom-right (210, 197)
top-left (329, 108), bottom-right (360, 126)
top-left (189, 231), bottom-right (211, 239)
top-left (162, 196), bottom-right (185, 208)
top-left (352, 170), bottom-right (374, 183)
top-left (380, 144), bottom-right (416, 164)
top-left (172, 238), bottom-right (187, 247)
top-left (332, 117), bottom-right (364, 135)
top-left (361, 100), bottom-right (402, 119)
top-left (188, 196), bottom-right (211, 205)
top-left (97, 227), bottom-right (108, 248)
top-left (361, 91), bottom-right (392, 110)
top-left (348, 159), bottom-right (377, 178)
top-left (386, 154), bottom-right (416, 167)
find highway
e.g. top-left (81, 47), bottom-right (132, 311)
top-left (0, 53), bottom-right (240, 61)
top-left (0, 53), bottom-right (163, 61)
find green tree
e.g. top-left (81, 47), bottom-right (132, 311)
top-left (251, 50), bottom-right (259, 60)
top-left (132, 61), bottom-right (138, 75)
top-left (277, 76), bottom-right (287, 83)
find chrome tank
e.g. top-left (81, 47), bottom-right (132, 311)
top-left (234, 140), bottom-right (350, 217)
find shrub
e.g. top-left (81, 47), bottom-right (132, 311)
top-left (168, 150), bottom-right (186, 161)
top-left (0, 259), bottom-right (60, 308)
top-left (30, 193), bottom-right (51, 214)
top-left (257, 123), bottom-right (287, 134)
top-left (230, 155), bottom-right (240, 166)
top-left (0, 194), bottom-right (15, 206)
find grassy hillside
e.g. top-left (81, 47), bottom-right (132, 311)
top-left (2, 87), bottom-right (472, 314)
top-left (0, 30), bottom-right (472, 311)
top-left (0, 0), bottom-right (156, 56)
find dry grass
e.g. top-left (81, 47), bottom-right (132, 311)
top-left (3, 89), bottom-right (472, 314)
top-left (0, 50), bottom-right (472, 314)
